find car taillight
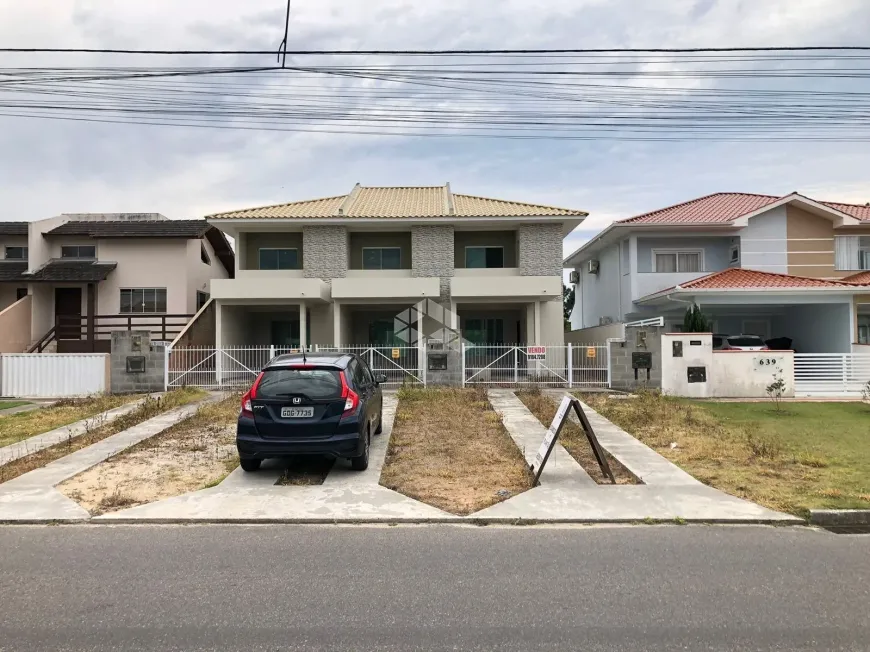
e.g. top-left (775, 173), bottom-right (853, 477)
top-left (339, 370), bottom-right (359, 418)
top-left (241, 372), bottom-right (264, 418)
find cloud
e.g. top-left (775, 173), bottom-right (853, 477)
top-left (0, 0), bottom-right (868, 235)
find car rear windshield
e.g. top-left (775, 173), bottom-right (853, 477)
top-left (256, 368), bottom-right (342, 399)
top-left (727, 336), bottom-right (765, 347)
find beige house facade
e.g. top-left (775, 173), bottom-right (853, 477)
top-left (205, 184), bottom-right (586, 349)
top-left (0, 214), bottom-right (233, 353)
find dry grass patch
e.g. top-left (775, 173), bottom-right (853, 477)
top-left (276, 457), bottom-right (335, 486)
top-left (0, 388), bottom-right (206, 485)
top-left (380, 387), bottom-right (533, 515)
top-left (578, 390), bottom-right (870, 517)
top-left (0, 394), bottom-right (142, 448)
top-left (59, 394), bottom-right (239, 515)
top-left (515, 389), bottom-right (637, 485)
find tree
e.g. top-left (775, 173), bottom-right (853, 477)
top-left (563, 285), bottom-right (575, 331)
top-left (682, 304), bottom-right (711, 333)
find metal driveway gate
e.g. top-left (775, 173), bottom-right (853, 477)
top-left (794, 353), bottom-right (870, 397)
top-left (463, 344), bottom-right (609, 388)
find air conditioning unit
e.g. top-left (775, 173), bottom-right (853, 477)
top-left (587, 260), bottom-right (600, 275)
top-left (568, 270), bottom-right (580, 284)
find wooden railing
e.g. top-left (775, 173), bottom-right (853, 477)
top-left (29, 314), bottom-right (194, 353)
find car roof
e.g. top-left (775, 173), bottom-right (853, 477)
top-left (265, 352), bottom-right (355, 369)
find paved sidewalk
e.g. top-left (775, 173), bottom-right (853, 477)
top-left (0, 397), bottom-right (153, 466)
top-left (95, 395), bottom-right (453, 523)
top-left (0, 396), bottom-right (216, 523)
top-left (0, 402), bottom-right (52, 417)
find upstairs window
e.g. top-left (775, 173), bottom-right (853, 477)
top-left (362, 247), bottom-right (401, 270)
top-left (861, 249), bottom-right (870, 270)
top-left (466, 246), bottom-right (504, 269)
top-left (4, 246), bottom-right (27, 260)
top-left (259, 248), bottom-right (298, 270)
top-left (200, 241), bottom-right (211, 265)
top-left (730, 244), bottom-right (740, 265)
top-left (653, 250), bottom-right (701, 273)
top-left (61, 245), bottom-right (96, 259)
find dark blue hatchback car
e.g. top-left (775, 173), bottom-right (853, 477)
top-left (237, 352), bottom-right (386, 472)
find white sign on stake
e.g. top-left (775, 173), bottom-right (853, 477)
top-left (533, 396), bottom-right (572, 470)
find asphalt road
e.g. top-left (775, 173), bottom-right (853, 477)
top-left (0, 525), bottom-right (867, 651)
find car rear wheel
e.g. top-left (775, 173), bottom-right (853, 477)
top-left (374, 411), bottom-right (383, 435)
top-left (240, 458), bottom-right (262, 472)
top-left (351, 431), bottom-right (370, 471)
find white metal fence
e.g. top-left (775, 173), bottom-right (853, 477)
top-left (463, 343), bottom-right (609, 387)
top-left (165, 343), bottom-right (611, 390)
top-left (794, 353), bottom-right (870, 397)
top-left (0, 353), bottom-right (109, 398)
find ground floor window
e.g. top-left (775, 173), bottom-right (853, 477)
top-left (465, 318), bottom-right (504, 344)
top-left (271, 320), bottom-right (300, 346)
top-left (120, 288), bottom-right (167, 314)
top-left (196, 291), bottom-right (210, 311)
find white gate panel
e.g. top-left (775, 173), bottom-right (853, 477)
top-left (794, 353), bottom-right (870, 397)
top-left (0, 353), bottom-right (108, 398)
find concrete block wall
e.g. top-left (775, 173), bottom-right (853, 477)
top-left (303, 226), bottom-right (348, 282)
top-left (411, 225), bottom-right (454, 300)
top-left (519, 223), bottom-right (563, 276)
top-left (609, 325), bottom-right (664, 391)
top-left (110, 331), bottom-right (166, 394)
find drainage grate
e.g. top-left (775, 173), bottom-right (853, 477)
top-left (820, 526), bottom-right (870, 535)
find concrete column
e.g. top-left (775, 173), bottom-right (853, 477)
top-left (235, 232), bottom-right (246, 273)
top-left (450, 300), bottom-right (458, 333)
top-left (299, 303), bottom-right (307, 349)
top-left (534, 301), bottom-right (542, 344)
top-left (333, 302), bottom-right (341, 348)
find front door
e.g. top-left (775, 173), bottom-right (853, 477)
top-left (55, 288), bottom-right (82, 339)
top-left (270, 320), bottom-right (299, 347)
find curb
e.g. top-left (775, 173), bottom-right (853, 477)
top-left (808, 510), bottom-right (870, 526)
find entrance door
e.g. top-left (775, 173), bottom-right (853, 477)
top-left (270, 320), bottom-right (299, 346)
top-left (54, 288), bottom-right (82, 339)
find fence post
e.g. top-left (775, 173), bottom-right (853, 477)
top-left (606, 341), bottom-right (612, 388)
top-left (567, 343), bottom-right (573, 389)
top-left (461, 343), bottom-right (466, 387)
top-left (513, 347), bottom-right (518, 385)
top-left (269, 344), bottom-right (276, 360)
top-left (215, 347), bottom-right (223, 388)
top-left (164, 345), bottom-right (171, 391)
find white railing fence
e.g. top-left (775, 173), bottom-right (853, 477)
top-left (165, 343), bottom-right (612, 390)
top-left (0, 353), bottom-right (109, 398)
top-left (794, 353), bottom-right (870, 397)
top-left (463, 343), bottom-right (609, 388)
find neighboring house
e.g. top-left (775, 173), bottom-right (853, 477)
top-left (0, 222), bottom-right (30, 312)
top-left (564, 192), bottom-right (870, 353)
top-left (0, 213), bottom-right (233, 353)
top-left (204, 184), bottom-right (586, 348)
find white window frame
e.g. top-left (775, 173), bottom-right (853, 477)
top-left (4, 245), bottom-right (27, 260)
top-left (361, 246), bottom-right (402, 270)
top-left (651, 248), bottom-right (704, 274)
top-left (120, 288), bottom-right (167, 314)
top-left (465, 245), bottom-right (505, 269)
top-left (860, 248), bottom-right (870, 270)
top-left (258, 247), bottom-right (298, 270)
top-left (729, 244), bottom-right (740, 265)
top-left (61, 244), bottom-right (97, 259)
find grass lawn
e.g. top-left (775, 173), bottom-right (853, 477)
top-left (515, 389), bottom-right (637, 484)
top-left (0, 395), bottom-right (141, 448)
top-left (380, 387), bottom-right (533, 515)
top-left (579, 391), bottom-right (870, 517)
top-left (60, 393), bottom-right (239, 515)
top-left (0, 388), bottom-right (206, 485)
top-left (0, 401), bottom-right (29, 411)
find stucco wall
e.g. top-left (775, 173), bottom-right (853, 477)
top-left (454, 230), bottom-right (517, 268)
top-left (349, 232), bottom-right (412, 269)
top-left (308, 303), bottom-right (333, 347)
top-left (27, 215), bottom-right (68, 273)
top-left (0, 296), bottom-right (32, 353)
top-left (186, 238), bottom-right (229, 313)
top-left (411, 225), bottom-right (454, 299)
top-left (303, 226), bottom-right (348, 282)
top-left (243, 232), bottom-right (303, 270)
top-left (579, 242), bottom-right (620, 328)
top-left (172, 300), bottom-right (215, 348)
top-left (740, 205), bottom-right (788, 273)
top-left (518, 223), bottom-right (562, 276)
top-left (98, 239), bottom-right (190, 315)
top-left (779, 303), bottom-right (851, 353)
top-left (0, 284), bottom-right (24, 312)
top-left (565, 322), bottom-right (625, 344)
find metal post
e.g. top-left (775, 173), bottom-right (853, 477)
top-left (606, 341), bottom-right (612, 388)
top-left (164, 345), bottom-right (171, 391)
top-left (215, 347), bottom-right (223, 388)
top-left (461, 343), bottom-right (466, 387)
top-left (269, 344), bottom-right (276, 360)
top-left (568, 343), bottom-right (573, 389)
top-left (513, 347), bottom-right (518, 385)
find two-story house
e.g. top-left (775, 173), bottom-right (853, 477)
top-left (205, 184), bottom-right (586, 349)
top-left (0, 213), bottom-right (233, 353)
top-left (564, 192), bottom-right (870, 353)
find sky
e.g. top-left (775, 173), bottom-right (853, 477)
top-left (1, 0), bottom-right (869, 259)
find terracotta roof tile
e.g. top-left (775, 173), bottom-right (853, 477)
top-left (843, 271), bottom-right (870, 284)
top-left (207, 185), bottom-right (586, 220)
top-left (673, 268), bottom-right (866, 292)
top-left (619, 192), bottom-right (870, 225)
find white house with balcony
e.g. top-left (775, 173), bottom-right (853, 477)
top-left (203, 184), bottom-right (586, 349)
top-left (564, 192), bottom-right (870, 353)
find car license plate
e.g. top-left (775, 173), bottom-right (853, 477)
top-left (281, 407), bottom-right (314, 418)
